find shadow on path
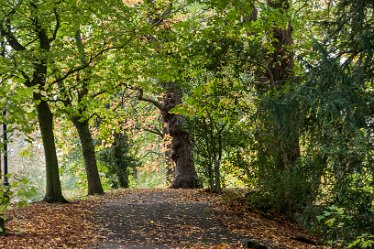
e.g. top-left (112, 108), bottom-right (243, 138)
top-left (89, 190), bottom-right (246, 248)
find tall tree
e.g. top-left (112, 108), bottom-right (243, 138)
top-left (138, 86), bottom-right (199, 188)
top-left (55, 28), bottom-right (104, 195)
top-left (240, 0), bottom-right (304, 213)
top-left (265, 0), bottom-right (300, 172)
top-left (50, 0), bottom-right (139, 195)
top-left (0, 1), bottom-right (66, 202)
top-left (136, 1), bottom-right (200, 188)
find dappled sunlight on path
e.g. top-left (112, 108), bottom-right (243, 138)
top-left (0, 189), bottom-right (327, 249)
top-left (90, 189), bottom-right (245, 248)
top-left (89, 189), bottom-right (326, 249)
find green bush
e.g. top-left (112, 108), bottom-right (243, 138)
top-left (348, 234), bottom-right (374, 249)
top-left (0, 176), bottom-right (38, 235)
top-left (248, 165), bottom-right (312, 215)
top-left (316, 203), bottom-right (374, 249)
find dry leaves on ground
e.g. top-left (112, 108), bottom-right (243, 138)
top-left (0, 198), bottom-right (105, 249)
top-left (0, 189), bottom-right (329, 249)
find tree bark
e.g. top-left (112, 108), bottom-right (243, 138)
top-left (139, 85), bottom-right (199, 188)
top-left (163, 125), bottom-right (175, 185)
top-left (72, 117), bottom-right (104, 195)
top-left (213, 132), bottom-right (223, 194)
top-left (267, 0), bottom-right (294, 85)
top-left (170, 127), bottom-right (199, 188)
top-left (267, 0), bottom-right (300, 171)
top-left (36, 98), bottom-right (67, 203)
top-left (257, 0), bottom-right (301, 213)
top-left (1, 2), bottom-right (66, 203)
top-left (161, 85), bottom-right (199, 189)
top-left (112, 132), bottom-right (129, 189)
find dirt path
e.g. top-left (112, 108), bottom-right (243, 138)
top-left (90, 189), bottom-right (246, 248)
top-left (1, 188), bottom-right (326, 248)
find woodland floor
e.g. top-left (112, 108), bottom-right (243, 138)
top-left (0, 189), bottom-right (328, 249)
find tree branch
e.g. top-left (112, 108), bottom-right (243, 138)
top-left (137, 89), bottom-right (164, 111)
top-left (50, 7), bottom-right (60, 42)
top-left (52, 42), bottom-right (130, 85)
top-left (143, 127), bottom-right (163, 137)
top-left (21, 71), bottom-right (32, 87)
top-left (0, 23), bottom-right (26, 51)
top-left (75, 28), bottom-right (88, 65)
top-left (0, 2), bottom-right (26, 51)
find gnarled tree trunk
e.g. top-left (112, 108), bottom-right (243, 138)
top-left (169, 126), bottom-right (198, 188)
top-left (161, 85), bottom-right (199, 188)
top-left (162, 125), bottom-right (175, 185)
top-left (139, 1), bottom-right (199, 188)
top-left (139, 84), bottom-right (199, 188)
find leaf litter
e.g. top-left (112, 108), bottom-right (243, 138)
top-left (0, 189), bottom-right (328, 248)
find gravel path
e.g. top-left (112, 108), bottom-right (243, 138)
top-left (89, 190), bottom-right (246, 248)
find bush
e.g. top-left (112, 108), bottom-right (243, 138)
top-left (316, 203), bottom-right (374, 248)
top-left (0, 176), bottom-right (38, 235)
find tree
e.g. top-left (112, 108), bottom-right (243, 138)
top-left (171, 19), bottom-right (251, 193)
top-left (0, 0), bottom-right (129, 199)
top-left (296, 0), bottom-right (374, 244)
top-left (240, 0), bottom-right (305, 213)
top-left (269, 0), bottom-right (300, 210)
top-left (94, 92), bottom-right (140, 189)
top-left (0, 1), bottom-right (67, 202)
top-left (176, 81), bottom-right (245, 194)
top-left (134, 1), bottom-right (200, 188)
top-left (55, 28), bottom-right (105, 195)
top-left (50, 0), bottom-right (136, 195)
top-left (138, 86), bottom-right (200, 188)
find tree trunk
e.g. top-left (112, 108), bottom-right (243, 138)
top-left (0, 217), bottom-right (5, 236)
top-left (72, 117), bottom-right (104, 195)
top-left (36, 98), bottom-right (67, 203)
top-left (208, 162), bottom-right (214, 190)
top-left (170, 128), bottom-right (199, 188)
top-left (0, 188), bottom-right (9, 236)
top-left (138, 85), bottom-right (199, 188)
top-left (163, 125), bottom-right (175, 185)
top-left (112, 132), bottom-right (129, 189)
top-left (201, 120), bottom-right (214, 190)
top-left (141, 0), bottom-right (197, 188)
top-left (117, 169), bottom-right (129, 188)
top-left (1, 3), bottom-right (67, 203)
top-left (161, 85), bottom-right (199, 189)
top-left (267, 0), bottom-right (300, 171)
top-left (213, 159), bottom-right (222, 194)
top-left (262, 0), bottom-right (301, 213)
top-left (213, 132), bottom-right (223, 194)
